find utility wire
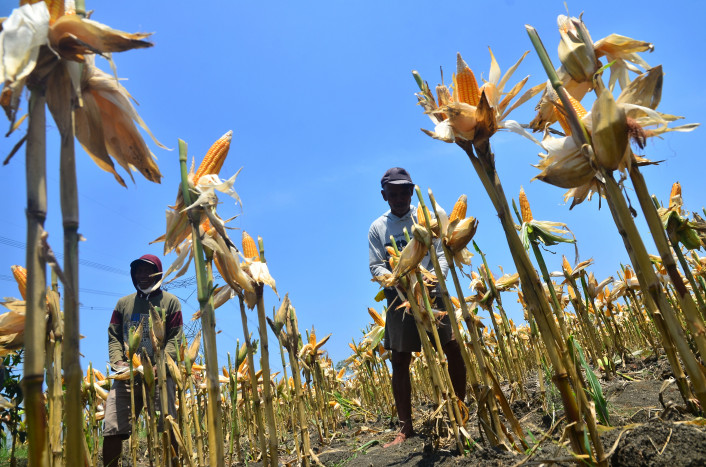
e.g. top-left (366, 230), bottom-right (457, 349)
top-left (0, 235), bottom-right (125, 275)
top-left (1, 274), bottom-right (122, 298)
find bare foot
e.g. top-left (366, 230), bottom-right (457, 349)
top-left (383, 431), bottom-right (413, 448)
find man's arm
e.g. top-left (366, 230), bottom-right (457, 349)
top-left (369, 225), bottom-right (392, 279)
top-left (108, 309), bottom-right (126, 366)
top-left (164, 297), bottom-right (184, 362)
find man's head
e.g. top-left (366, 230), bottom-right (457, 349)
top-left (130, 254), bottom-right (163, 294)
top-left (380, 167), bottom-right (414, 217)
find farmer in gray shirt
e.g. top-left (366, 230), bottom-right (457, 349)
top-left (368, 167), bottom-right (466, 447)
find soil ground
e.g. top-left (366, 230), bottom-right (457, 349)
top-left (94, 354), bottom-right (706, 466)
top-left (306, 354), bottom-right (706, 467)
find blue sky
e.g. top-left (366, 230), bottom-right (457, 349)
top-left (1, 0), bottom-right (705, 373)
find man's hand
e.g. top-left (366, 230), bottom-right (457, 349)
top-left (111, 361), bottom-right (129, 374)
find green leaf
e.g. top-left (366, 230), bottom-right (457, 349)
top-left (569, 336), bottom-right (610, 426)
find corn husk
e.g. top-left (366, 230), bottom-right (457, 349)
top-left (445, 217), bottom-right (478, 253)
top-left (0, 3), bottom-right (50, 121)
top-left (272, 294), bottom-right (291, 336)
top-left (149, 305), bottom-right (164, 345)
top-left (127, 321), bottom-right (143, 358)
top-left (141, 349), bottom-right (155, 391)
top-left (47, 13), bottom-right (152, 61)
top-left (533, 135), bottom-right (595, 189)
top-left (187, 331), bottom-right (201, 366)
top-left (557, 15), bottom-right (598, 83)
top-left (74, 58), bottom-right (166, 185)
top-left (591, 87), bottom-right (629, 171)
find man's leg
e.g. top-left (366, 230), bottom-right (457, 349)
top-left (443, 340), bottom-right (467, 403)
top-left (386, 350), bottom-right (413, 447)
top-left (102, 435), bottom-right (123, 467)
top-left (103, 379), bottom-right (132, 466)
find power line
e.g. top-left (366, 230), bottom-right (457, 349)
top-left (0, 235), bottom-right (124, 275)
top-left (0, 237), bottom-right (24, 249)
top-left (79, 305), bottom-right (114, 311)
top-left (1, 273), bottom-right (123, 298)
top-left (80, 288), bottom-right (123, 297)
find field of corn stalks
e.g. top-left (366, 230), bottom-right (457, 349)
top-left (2, 1), bottom-right (706, 466)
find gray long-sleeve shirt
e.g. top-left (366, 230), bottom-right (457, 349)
top-left (368, 208), bottom-right (448, 286)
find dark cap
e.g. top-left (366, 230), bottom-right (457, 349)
top-left (381, 167), bottom-right (414, 188)
top-left (130, 254), bottom-right (163, 273)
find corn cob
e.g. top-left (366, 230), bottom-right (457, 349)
top-left (554, 92), bottom-right (586, 136)
top-left (11, 265), bottom-right (27, 301)
top-left (448, 194), bottom-right (468, 223)
top-left (669, 181), bottom-right (682, 211)
top-left (416, 204), bottom-right (426, 226)
top-left (454, 53), bottom-right (480, 106)
top-left (131, 352), bottom-right (141, 368)
top-left (436, 84), bottom-right (451, 120)
top-left (624, 267), bottom-right (635, 280)
top-left (450, 296), bottom-right (461, 309)
top-left (213, 254), bottom-right (227, 281)
top-left (200, 218), bottom-right (213, 234)
top-left (519, 187), bottom-right (533, 223)
top-left (242, 231), bottom-right (259, 261)
top-left (562, 256), bottom-right (572, 274)
top-left (26, 0), bottom-right (66, 24)
top-left (367, 308), bottom-right (385, 327)
top-left (193, 130), bottom-right (233, 185)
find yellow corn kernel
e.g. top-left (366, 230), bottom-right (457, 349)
top-left (92, 368), bottom-right (106, 382)
top-left (562, 256), bottom-right (572, 274)
top-left (49, 0), bottom-right (66, 23)
top-left (367, 307), bottom-right (385, 327)
top-left (200, 218), bottom-right (217, 238)
top-left (670, 181), bottom-right (682, 202)
top-left (568, 286), bottom-right (577, 301)
top-left (194, 130), bottom-right (233, 185)
top-left (554, 93), bottom-right (586, 135)
top-left (454, 53), bottom-right (480, 106)
top-left (213, 254), bottom-right (226, 280)
top-left (416, 204), bottom-right (426, 226)
top-left (669, 181), bottom-right (682, 211)
top-left (448, 194), bottom-right (468, 223)
top-left (24, 0), bottom-right (67, 23)
top-left (11, 265), bottom-right (27, 301)
top-left (519, 187), bottom-right (533, 223)
top-left (242, 231), bottom-right (259, 261)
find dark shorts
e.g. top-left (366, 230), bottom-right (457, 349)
top-left (103, 376), bottom-right (177, 438)
top-left (383, 288), bottom-right (455, 353)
